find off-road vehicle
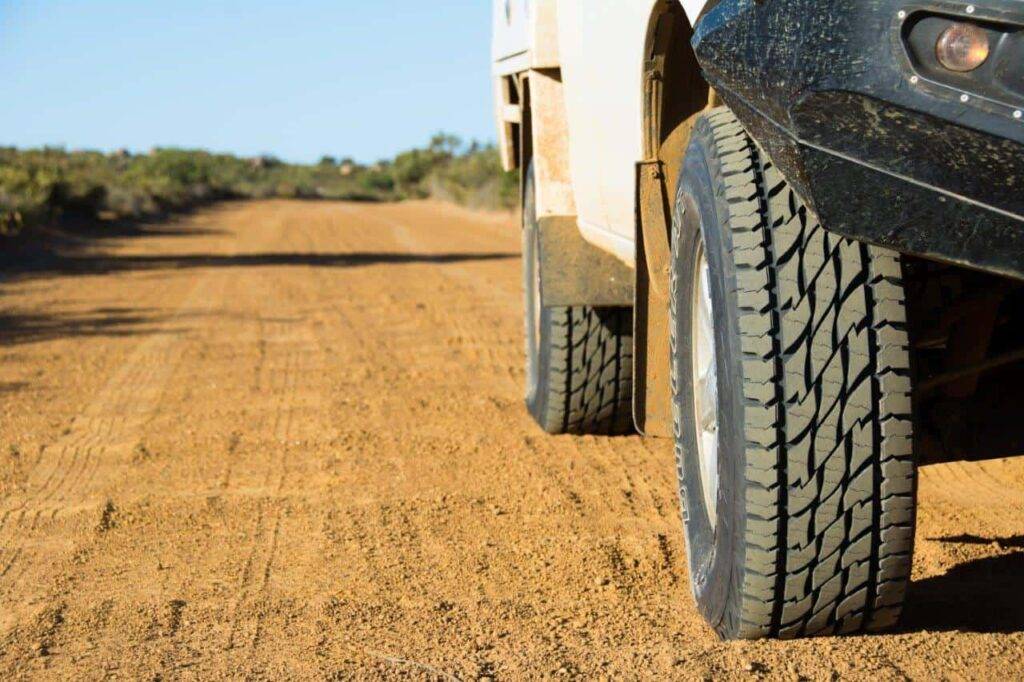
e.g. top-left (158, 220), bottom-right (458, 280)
top-left (493, 0), bottom-right (1024, 639)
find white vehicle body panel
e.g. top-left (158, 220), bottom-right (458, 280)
top-left (557, 1), bottom-right (658, 265)
top-left (491, 0), bottom-right (708, 265)
top-left (492, 0), bottom-right (530, 64)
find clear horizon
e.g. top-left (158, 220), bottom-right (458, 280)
top-left (0, 0), bottom-right (495, 164)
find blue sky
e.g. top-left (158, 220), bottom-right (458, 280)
top-left (0, 1), bottom-right (495, 163)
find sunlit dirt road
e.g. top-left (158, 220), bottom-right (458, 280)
top-left (0, 200), bottom-right (1022, 679)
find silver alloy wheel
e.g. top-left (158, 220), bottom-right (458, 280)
top-left (531, 229), bottom-right (541, 354)
top-left (524, 217), bottom-right (542, 402)
top-left (691, 242), bottom-right (719, 529)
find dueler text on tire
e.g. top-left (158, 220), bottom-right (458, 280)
top-left (669, 108), bottom-right (916, 639)
top-left (522, 162), bottom-right (633, 435)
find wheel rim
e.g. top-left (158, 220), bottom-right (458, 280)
top-left (691, 242), bottom-right (719, 530)
top-left (530, 229), bottom-right (541, 355)
top-left (524, 219), bottom-right (542, 402)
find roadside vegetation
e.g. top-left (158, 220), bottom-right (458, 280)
top-left (0, 134), bottom-right (517, 238)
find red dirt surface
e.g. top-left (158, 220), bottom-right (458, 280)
top-left (0, 200), bottom-right (1021, 679)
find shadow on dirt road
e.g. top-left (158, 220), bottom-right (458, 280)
top-left (7, 251), bottom-right (518, 279)
top-left (904, 537), bottom-right (1024, 634)
top-left (0, 308), bottom-right (168, 348)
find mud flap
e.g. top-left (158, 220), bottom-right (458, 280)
top-left (633, 160), bottom-right (674, 438)
top-left (537, 216), bottom-right (633, 307)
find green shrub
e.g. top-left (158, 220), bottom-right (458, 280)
top-left (425, 144), bottom-right (518, 210)
top-left (0, 133), bottom-right (517, 238)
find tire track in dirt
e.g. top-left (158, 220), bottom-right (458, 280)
top-left (921, 458), bottom-right (1024, 508)
top-left (0, 274), bottom-right (210, 529)
top-left (0, 275), bottom-right (225, 623)
top-left (338, 203), bottom-right (522, 390)
top-left (221, 267), bottom-right (312, 652)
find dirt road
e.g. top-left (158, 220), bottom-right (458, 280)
top-left (0, 200), bottom-right (1021, 679)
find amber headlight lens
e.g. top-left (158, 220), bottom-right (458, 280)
top-left (936, 22), bottom-right (991, 72)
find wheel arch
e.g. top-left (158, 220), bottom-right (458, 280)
top-left (634, 0), bottom-right (717, 436)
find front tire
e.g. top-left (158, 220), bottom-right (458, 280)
top-left (670, 108), bottom-right (916, 639)
top-left (522, 162), bottom-right (633, 435)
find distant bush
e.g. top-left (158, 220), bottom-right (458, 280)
top-left (0, 133), bottom-right (517, 238)
top-left (425, 142), bottom-right (518, 210)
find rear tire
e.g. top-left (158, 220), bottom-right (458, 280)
top-left (670, 108), bottom-right (916, 639)
top-left (522, 162), bottom-right (634, 435)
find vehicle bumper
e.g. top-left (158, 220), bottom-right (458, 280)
top-left (692, 0), bottom-right (1024, 279)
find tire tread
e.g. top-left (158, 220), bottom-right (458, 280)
top-left (675, 107), bottom-right (915, 639)
top-left (536, 306), bottom-right (634, 435)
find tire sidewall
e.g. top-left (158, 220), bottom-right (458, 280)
top-left (523, 162), bottom-right (555, 423)
top-left (673, 124), bottom-right (750, 634)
